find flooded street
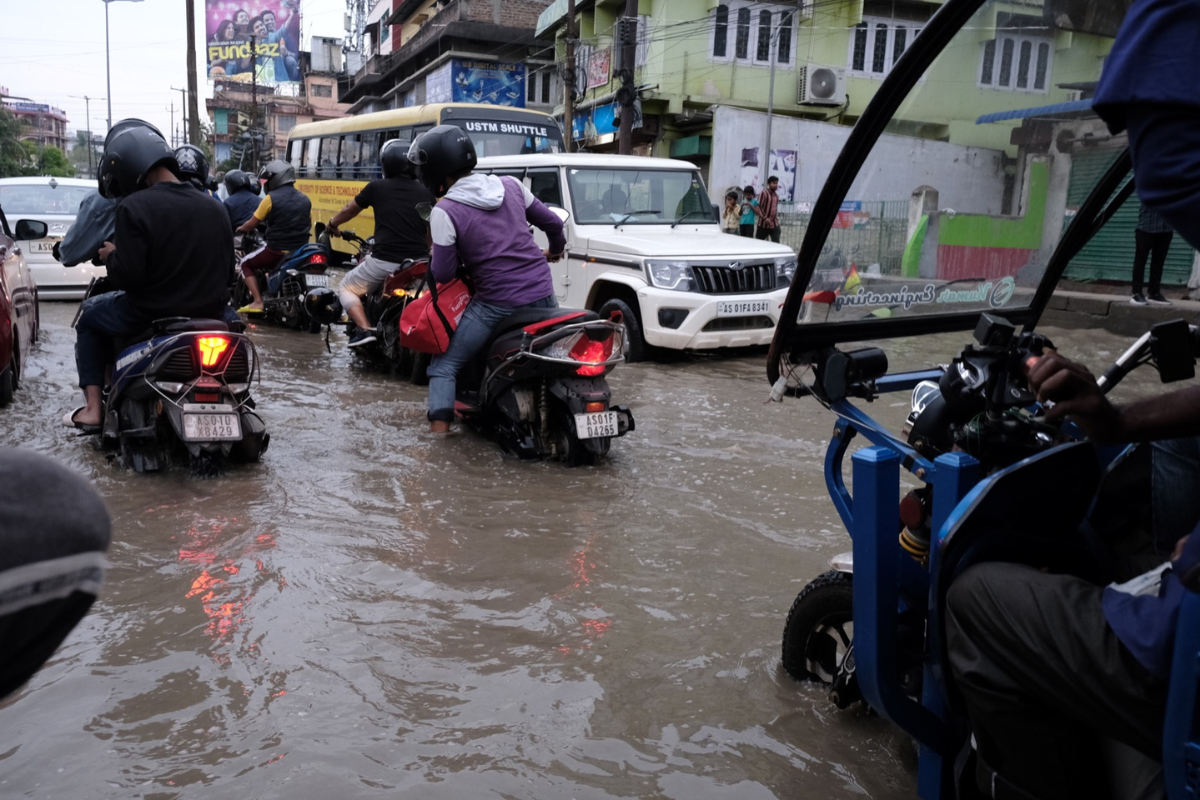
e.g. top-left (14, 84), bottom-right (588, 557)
top-left (0, 302), bottom-right (1159, 798)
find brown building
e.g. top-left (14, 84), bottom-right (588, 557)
top-left (207, 55), bottom-right (351, 171)
top-left (1, 88), bottom-right (70, 153)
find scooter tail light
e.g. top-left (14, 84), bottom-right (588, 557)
top-left (570, 332), bottom-right (614, 377)
top-left (584, 401), bottom-right (607, 413)
top-left (197, 336), bottom-right (231, 369)
top-left (309, 253), bottom-right (328, 265)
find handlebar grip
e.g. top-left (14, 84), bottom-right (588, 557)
top-left (1099, 362), bottom-right (1126, 389)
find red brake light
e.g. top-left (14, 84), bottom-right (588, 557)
top-left (309, 253), bottom-right (327, 265)
top-left (197, 336), bottom-right (231, 369)
top-left (569, 333), bottom-right (614, 377)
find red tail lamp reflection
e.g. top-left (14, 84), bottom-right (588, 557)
top-left (570, 335), bottom-right (613, 377)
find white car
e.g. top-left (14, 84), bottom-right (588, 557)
top-left (0, 177), bottom-right (103, 300)
top-left (475, 154), bottom-right (796, 360)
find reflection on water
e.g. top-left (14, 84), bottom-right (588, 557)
top-left (0, 303), bottom-right (1163, 798)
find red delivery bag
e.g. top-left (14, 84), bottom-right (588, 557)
top-left (399, 277), bottom-right (472, 355)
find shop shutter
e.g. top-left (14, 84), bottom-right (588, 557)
top-left (1064, 149), bottom-right (1193, 285)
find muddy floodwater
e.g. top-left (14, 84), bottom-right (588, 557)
top-left (0, 302), bottom-right (1165, 799)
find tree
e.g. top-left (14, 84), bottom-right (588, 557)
top-left (69, 130), bottom-right (101, 178)
top-left (0, 107), bottom-right (29, 178)
top-left (19, 141), bottom-right (76, 178)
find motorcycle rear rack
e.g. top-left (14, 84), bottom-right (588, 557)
top-left (112, 331), bottom-right (262, 414)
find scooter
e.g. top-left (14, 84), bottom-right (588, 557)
top-left (76, 282), bottom-right (269, 475)
top-left (337, 230), bottom-right (434, 383)
top-left (451, 304), bottom-right (636, 465)
top-left (234, 232), bottom-right (334, 332)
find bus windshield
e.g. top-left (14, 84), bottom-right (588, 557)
top-left (451, 118), bottom-right (564, 158)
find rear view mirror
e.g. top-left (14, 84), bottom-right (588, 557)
top-left (14, 219), bottom-right (48, 241)
top-left (1150, 319), bottom-right (1197, 383)
top-left (416, 202), bottom-right (433, 222)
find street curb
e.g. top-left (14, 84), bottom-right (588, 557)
top-left (1043, 290), bottom-right (1200, 337)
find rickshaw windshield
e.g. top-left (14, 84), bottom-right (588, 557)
top-left (772, 0), bottom-right (1131, 363)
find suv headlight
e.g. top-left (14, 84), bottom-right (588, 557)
top-left (774, 256), bottom-right (798, 288)
top-left (646, 260), bottom-right (694, 291)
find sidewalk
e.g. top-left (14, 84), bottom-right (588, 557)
top-left (1042, 288), bottom-right (1200, 337)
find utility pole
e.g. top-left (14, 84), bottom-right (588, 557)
top-left (171, 86), bottom-right (189, 145)
top-left (562, 0), bottom-right (576, 153)
top-left (762, 24), bottom-right (778, 189)
top-left (617, 0), bottom-right (638, 155)
top-left (185, 0), bottom-right (201, 146)
top-left (250, 35), bottom-right (260, 171)
top-left (168, 102), bottom-right (175, 147)
top-left (69, 94), bottom-right (103, 177)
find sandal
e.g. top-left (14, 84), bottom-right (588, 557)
top-left (63, 407), bottom-right (101, 435)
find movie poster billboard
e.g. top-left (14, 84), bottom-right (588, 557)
top-left (206, 0), bottom-right (302, 85)
top-left (738, 146), bottom-right (798, 203)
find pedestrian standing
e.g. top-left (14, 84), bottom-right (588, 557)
top-left (756, 176), bottom-right (781, 243)
top-left (739, 186), bottom-right (758, 237)
top-left (1130, 201), bottom-right (1174, 306)
top-left (721, 192), bottom-right (741, 234)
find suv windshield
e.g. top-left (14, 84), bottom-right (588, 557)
top-left (566, 168), bottom-right (714, 225)
top-left (0, 185), bottom-right (92, 217)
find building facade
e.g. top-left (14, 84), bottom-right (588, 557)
top-left (340, 0), bottom-right (561, 118)
top-left (1, 89), bottom-right (70, 154)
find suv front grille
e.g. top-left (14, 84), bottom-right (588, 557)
top-left (692, 263), bottom-right (776, 294)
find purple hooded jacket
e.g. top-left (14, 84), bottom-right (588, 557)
top-left (429, 174), bottom-right (566, 307)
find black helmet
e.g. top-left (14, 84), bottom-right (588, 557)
top-left (98, 127), bottom-right (180, 199)
top-left (258, 160), bottom-right (296, 192)
top-left (103, 117), bottom-right (164, 150)
top-left (174, 145), bottom-right (211, 187)
top-left (303, 287), bottom-right (342, 325)
top-left (224, 169), bottom-right (259, 195)
top-left (408, 125), bottom-right (476, 195)
top-left (380, 139), bottom-right (415, 179)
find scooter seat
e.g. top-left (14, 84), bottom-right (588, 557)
top-left (493, 307), bottom-right (598, 337)
top-left (116, 318), bottom-right (242, 352)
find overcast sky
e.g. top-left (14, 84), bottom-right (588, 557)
top-left (1, 0), bottom-right (347, 147)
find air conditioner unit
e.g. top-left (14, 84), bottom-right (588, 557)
top-left (798, 63), bottom-right (846, 106)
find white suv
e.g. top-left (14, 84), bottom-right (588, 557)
top-left (475, 153), bottom-right (796, 360)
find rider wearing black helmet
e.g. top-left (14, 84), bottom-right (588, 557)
top-left (222, 169), bottom-right (261, 230)
top-left (66, 126), bottom-right (236, 431)
top-left (325, 138), bottom-right (433, 347)
top-left (234, 159), bottom-right (312, 314)
top-left (408, 125), bottom-right (565, 433)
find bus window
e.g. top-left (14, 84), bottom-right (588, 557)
top-left (319, 136), bottom-right (340, 179)
top-left (288, 138), bottom-right (303, 173)
top-left (527, 169), bottom-right (562, 207)
top-left (359, 132), bottom-right (381, 179)
top-left (340, 134), bottom-right (362, 180)
top-left (303, 137), bottom-right (320, 178)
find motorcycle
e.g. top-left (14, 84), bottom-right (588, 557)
top-left (76, 281), bottom-right (269, 475)
top-left (764, 0), bottom-right (1200, 795)
top-left (233, 231), bottom-right (335, 332)
top-left (449, 304), bottom-right (636, 465)
top-left (336, 229), bottom-right (434, 383)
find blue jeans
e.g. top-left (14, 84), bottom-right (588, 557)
top-left (1152, 436), bottom-right (1200, 555)
top-left (426, 294), bottom-right (557, 421)
top-left (75, 291), bottom-right (153, 388)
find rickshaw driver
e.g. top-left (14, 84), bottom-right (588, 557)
top-left (942, 2), bottom-right (1200, 796)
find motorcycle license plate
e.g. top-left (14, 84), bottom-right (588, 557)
top-left (305, 273), bottom-right (330, 288)
top-left (181, 404), bottom-right (242, 441)
top-left (716, 299), bottom-right (770, 317)
top-left (574, 411), bottom-right (618, 439)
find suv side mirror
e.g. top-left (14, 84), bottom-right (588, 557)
top-left (548, 205), bottom-right (570, 223)
top-left (15, 219), bottom-right (48, 241)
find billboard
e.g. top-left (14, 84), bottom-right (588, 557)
top-left (450, 60), bottom-right (526, 107)
top-left (206, 0), bottom-right (302, 85)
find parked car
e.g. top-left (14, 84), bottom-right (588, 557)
top-left (0, 215), bottom-right (44, 406)
top-left (0, 177), bottom-right (101, 300)
top-left (474, 153), bottom-right (797, 360)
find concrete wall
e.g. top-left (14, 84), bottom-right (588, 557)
top-left (711, 105), bottom-right (1008, 212)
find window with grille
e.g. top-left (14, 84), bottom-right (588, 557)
top-left (710, 2), bottom-right (795, 68)
top-left (848, 16), bottom-right (922, 78)
top-left (979, 33), bottom-right (1052, 92)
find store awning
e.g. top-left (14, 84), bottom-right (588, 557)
top-left (536, 0), bottom-right (569, 37)
top-left (976, 98), bottom-right (1093, 125)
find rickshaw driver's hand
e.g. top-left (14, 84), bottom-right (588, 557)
top-left (1026, 351), bottom-right (1123, 443)
top-left (544, 249), bottom-right (563, 263)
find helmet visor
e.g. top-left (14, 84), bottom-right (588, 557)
top-left (406, 138), bottom-right (427, 166)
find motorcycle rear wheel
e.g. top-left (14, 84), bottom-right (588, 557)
top-left (782, 569), bottom-right (854, 684)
